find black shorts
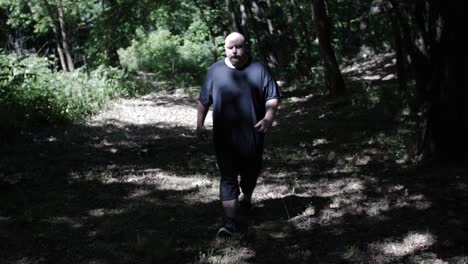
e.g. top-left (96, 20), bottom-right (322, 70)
top-left (215, 148), bottom-right (263, 201)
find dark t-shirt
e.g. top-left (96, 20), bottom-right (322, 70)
top-left (199, 58), bottom-right (281, 159)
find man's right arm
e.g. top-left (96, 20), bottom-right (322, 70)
top-left (196, 101), bottom-right (209, 137)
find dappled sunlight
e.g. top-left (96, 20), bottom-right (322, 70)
top-left (199, 240), bottom-right (255, 264)
top-left (291, 177), bottom-right (365, 197)
top-left (371, 232), bottom-right (436, 257)
top-left (288, 204), bottom-right (318, 230)
top-left (342, 52), bottom-right (396, 82)
top-left (122, 169), bottom-right (212, 189)
top-left (88, 208), bottom-right (126, 218)
top-left (43, 216), bottom-right (84, 228)
top-left (395, 193), bottom-right (432, 210)
top-left (116, 169), bottom-right (219, 203)
top-left (253, 183), bottom-right (294, 201)
top-left (2, 90), bottom-right (466, 264)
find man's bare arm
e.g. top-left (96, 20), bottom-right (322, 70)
top-left (197, 101), bottom-right (209, 136)
top-left (254, 98), bottom-right (279, 133)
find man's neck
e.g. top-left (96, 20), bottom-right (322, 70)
top-left (224, 57), bottom-right (249, 69)
top-left (224, 57), bottom-right (236, 68)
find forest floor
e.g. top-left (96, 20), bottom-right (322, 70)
top-left (1, 56), bottom-right (468, 264)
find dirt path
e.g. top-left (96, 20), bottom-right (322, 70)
top-left (1, 89), bottom-right (467, 264)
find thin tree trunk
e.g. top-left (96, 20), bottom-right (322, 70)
top-left (42, 0), bottom-right (67, 71)
top-left (239, 0), bottom-right (278, 67)
top-left (54, 34), bottom-right (67, 71)
top-left (265, 0), bottom-right (274, 34)
top-left (239, 0), bottom-right (251, 42)
top-left (311, 0), bottom-right (346, 96)
top-left (225, 0), bottom-right (242, 33)
top-left (260, 0), bottom-right (278, 67)
top-left (389, 0), bottom-right (408, 92)
top-left (56, 0), bottom-right (74, 71)
top-left (290, 0), bottom-right (315, 78)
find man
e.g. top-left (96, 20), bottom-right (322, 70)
top-left (197, 32), bottom-right (281, 237)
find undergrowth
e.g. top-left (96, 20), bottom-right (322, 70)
top-left (0, 52), bottom-right (149, 129)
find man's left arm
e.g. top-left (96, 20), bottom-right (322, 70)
top-left (254, 98), bottom-right (279, 133)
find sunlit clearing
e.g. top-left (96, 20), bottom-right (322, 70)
top-left (124, 170), bottom-right (212, 190)
top-left (375, 232), bottom-right (435, 257)
top-left (90, 96), bottom-right (212, 127)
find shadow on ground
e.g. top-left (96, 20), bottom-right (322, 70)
top-left (249, 82), bottom-right (468, 263)
top-left (1, 82), bottom-right (467, 263)
top-left (0, 119), bottom-right (223, 263)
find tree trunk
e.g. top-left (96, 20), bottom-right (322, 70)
top-left (311, 0), bottom-right (346, 96)
top-left (397, 1), bottom-right (466, 160)
top-left (56, 0), bottom-right (74, 71)
top-left (225, 0), bottom-right (243, 33)
top-left (388, 0), bottom-right (408, 92)
top-left (55, 36), bottom-right (67, 71)
top-left (42, 0), bottom-right (67, 71)
top-left (290, 0), bottom-right (316, 78)
top-left (258, 0), bottom-right (279, 68)
top-left (238, 0), bottom-right (251, 43)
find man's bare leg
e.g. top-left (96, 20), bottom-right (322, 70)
top-left (216, 199), bottom-right (240, 237)
top-left (222, 199), bottom-right (238, 219)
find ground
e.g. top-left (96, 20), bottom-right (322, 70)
top-left (1, 75), bottom-right (467, 263)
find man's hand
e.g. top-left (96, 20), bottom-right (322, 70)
top-left (196, 101), bottom-right (209, 140)
top-left (196, 125), bottom-right (208, 140)
top-left (255, 98), bottom-right (279, 133)
top-left (254, 118), bottom-right (273, 133)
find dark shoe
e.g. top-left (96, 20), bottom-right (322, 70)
top-left (216, 218), bottom-right (239, 238)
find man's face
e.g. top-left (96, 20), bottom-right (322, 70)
top-left (224, 34), bottom-right (248, 68)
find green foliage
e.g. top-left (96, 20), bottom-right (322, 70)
top-left (118, 28), bottom-right (212, 85)
top-left (151, 1), bottom-right (195, 35)
top-left (0, 52), bottom-right (129, 127)
top-left (0, 0), bottom-right (100, 33)
top-left (329, 0), bottom-right (392, 58)
top-left (0, 0), bottom-right (32, 29)
top-left (84, 0), bottom-right (164, 67)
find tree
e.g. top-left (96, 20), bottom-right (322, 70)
top-left (393, 1), bottom-right (465, 159)
top-left (240, 0), bottom-right (278, 68)
top-left (41, 0), bottom-right (73, 71)
top-left (0, 0), bottom-right (98, 71)
top-left (311, 0), bottom-right (346, 96)
top-left (388, 0), bottom-right (408, 92)
top-left (54, 0), bottom-right (73, 71)
top-left (225, 0), bottom-right (243, 34)
top-left (191, 0), bottom-right (223, 63)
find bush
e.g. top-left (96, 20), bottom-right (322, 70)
top-left (118, 28), bottom-right (212, 85)
top-left (0, 52), bottom-right (130, 128)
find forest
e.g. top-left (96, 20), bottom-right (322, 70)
top-left (0, 0), bottom-right (466, 263)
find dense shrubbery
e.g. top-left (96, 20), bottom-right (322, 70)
top-left (117, 29), bottom-right (214, 84)
top-left (0, 52), bottom-right (133, 127)
top-left (0, 27), bottom-right (214, 128)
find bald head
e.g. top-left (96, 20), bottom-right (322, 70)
top-left (225, 32), bottom-right (245, 45)
top-left (224, 32), bottom-right (248, 68)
